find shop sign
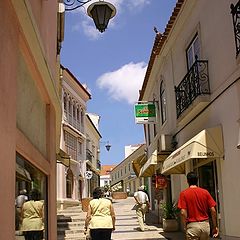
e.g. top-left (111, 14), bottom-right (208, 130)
top-left (155, 175), bottom-right (167, 189)
top-left (134, 103), bottom-right (156, 124)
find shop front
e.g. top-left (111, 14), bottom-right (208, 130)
top-left (161, 126), bottom-right (224, 232)
top-left (16, 153), bottom-right (48, 239)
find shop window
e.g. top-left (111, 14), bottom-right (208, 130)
top-left (15, 153), bottom-right (48, 239)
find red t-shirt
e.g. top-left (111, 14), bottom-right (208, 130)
top-left (178, 187), bottom-right (216, 223)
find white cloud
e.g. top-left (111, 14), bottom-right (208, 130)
top-left (81, 20), bottom-right (102, 40)
top-left (96, 62), bottom-right (147, 104)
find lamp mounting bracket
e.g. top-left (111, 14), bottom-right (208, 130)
top-left (64, 0), bottom-right (92, 11)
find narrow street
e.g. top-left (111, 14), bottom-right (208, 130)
top-left (111, 197), bottom-right (184, 240)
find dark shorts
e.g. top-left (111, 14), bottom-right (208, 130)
top-left (90, 228), bottom-right (112, 240)
top-left (23, 231), bottom-right (43, 240)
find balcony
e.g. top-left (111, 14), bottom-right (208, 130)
top-left (175, 60), bottom-right (210, 122)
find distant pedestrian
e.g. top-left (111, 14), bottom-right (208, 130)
top-left (15, 189), bottom-right (28, 230)
top-left (178, 172), bottom-right (219, 239)
top-left (133, 185), bottom-right (150, 231)
top-left (126, 187), bottom-right (130, 196)
top-left (85, 187), bottom-right (116, 240)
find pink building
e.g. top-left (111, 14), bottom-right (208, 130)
top-left (0, 1), bottom-right (62, 239)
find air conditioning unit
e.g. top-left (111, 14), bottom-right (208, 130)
top-left (158, 134), bottom-right (172, 153)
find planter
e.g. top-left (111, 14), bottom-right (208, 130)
top-left (162, 218), bottom-right (179, 232)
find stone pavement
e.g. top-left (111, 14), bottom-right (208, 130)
top-left (112, 197), bottom-right (185, 240)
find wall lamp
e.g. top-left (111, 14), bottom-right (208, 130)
top-left (63, 0), bottom-right (116, 32)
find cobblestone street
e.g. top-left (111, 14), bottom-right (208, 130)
top-left (111, 197), bottom-right (184, 240)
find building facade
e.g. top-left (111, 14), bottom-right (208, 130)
top-left (85, 113), bottom-right (101, 196)
top-left (100, 165), bottom-right (115, 188)
top-left (138, 0), bottom-right (240, 238)
top-left (57, 66), bottom-right (91, 208)
top-left (111, 144), bottom-right (146, 196)
top-left (1, 0), bottom-right (62, 239)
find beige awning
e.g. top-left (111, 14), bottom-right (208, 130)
top-left (129, 144), bottom-right (147, 177)
top-left (161, 126), bottom-right (224, 175)
top-left (132, 154), bottom-right (147, 177)
top-left (16, 163), bottom-right (32, 181)
top-left (86, 160), bottom-right (100, 174)
top-left (57, 149), bottom-right (70, 167)
top-left (139, 150), bottom-right (158, 177)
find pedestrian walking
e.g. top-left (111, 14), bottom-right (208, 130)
top-left (178, 172), bottom-right (219, 239)
top-left (21, 189), bottom-right (44, 240)
top-left (84, 187), bottom-right (116, 240)
top-left (15, 189), bottom-right (28, 230)
top-left (133, 185), bottom-right (150, 231)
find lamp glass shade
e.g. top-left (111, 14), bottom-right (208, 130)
top-left (105, 144), bottom-right (111, 151)
top-left (87, 1), bottom-right (116, 32)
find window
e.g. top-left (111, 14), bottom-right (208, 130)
top-left (78, 141), bottom-right (82, 156)
top-left (68, 100), bottom-right (72, 123)
top-left (128, 163), bottom-right (131, 172)
top-left (147, 124), bottom-right (151, 145)
top-left (16, 154), bottom-right (48, 239)
top-left (186, 34), bottom-right (200, 69)
top-left (64, 131), bottom-right (77, 160)
top-left (64, 94), bottom-right (67, 111)
top-left (160, 81), bottom-right (167, 124)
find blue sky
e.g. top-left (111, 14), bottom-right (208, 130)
top-left (61, 0), bottom-right (177, 165)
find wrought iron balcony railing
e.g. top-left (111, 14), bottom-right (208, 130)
top-left (175, 60), bottom-right (210, 118)
top-left (231, 1), bottom-right (240, 56)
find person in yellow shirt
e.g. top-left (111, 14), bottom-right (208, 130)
top-left (85, 187), bottom-right (115, 240)
top-left (21, 189), bottom-right (44, 240)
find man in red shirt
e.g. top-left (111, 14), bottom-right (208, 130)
top-left (178, 172), bottom-right (219, 239)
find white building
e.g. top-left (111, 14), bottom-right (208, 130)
top-left (138, 0), bottom-right (240, 238)
top-left (85, 113), bottom-right (101, 196)
top-left (57, 66), bottom-right (91, 209)
top-left (111, 144), bottom-right (146, 195)
top-left (100, 165), bottom-right (115, 188)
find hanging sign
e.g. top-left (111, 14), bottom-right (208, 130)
top-left (155, 175), bottom-right (167, 189)
top-left (134, 103), bottom-right (156, 124)
top-left (85, 171), bottom-right (93, 179)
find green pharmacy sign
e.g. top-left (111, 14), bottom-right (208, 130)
top-left (134, 103), bottom-right (157, 124)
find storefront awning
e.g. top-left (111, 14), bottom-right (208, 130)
top-left (86, 160), bottom-right (100, 174)
top-left (132, 154), bottom-right (147, 177)
top-left (139, 150), bottom-right (158, 177)
top-left (161, 126), bottom-right (224, 175)
top-left (57, 149), bottom-right (70, 167)
top-left (16, 163), bottom-right (32, 181)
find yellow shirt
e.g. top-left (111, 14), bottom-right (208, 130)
top-left (21, 200), bottom-right (44, 231)
top-left (89, 198), bottom-right (113, 229)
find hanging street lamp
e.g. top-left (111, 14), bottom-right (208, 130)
top-left (63, 0), bottom-right (116, 32)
